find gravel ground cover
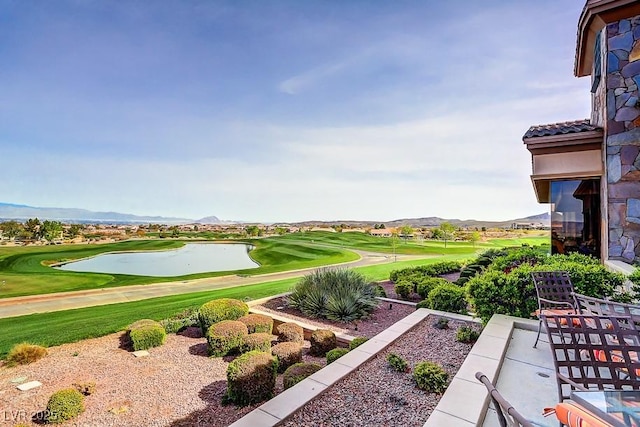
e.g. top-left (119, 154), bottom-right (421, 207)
top-left (256, 297), bottom-right (415, 338)
top-left (0, 327), bottom-right (325, 427)
top-left (280, 316), bottom-right (478, 427)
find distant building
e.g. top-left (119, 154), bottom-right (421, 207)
top-left (523, 0), bottom-right (640, 270)
top-left (369, 229), bottom-right (394, 237)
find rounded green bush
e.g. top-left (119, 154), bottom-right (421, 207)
top-left (128, 319), bottom-right (166, 351)
top-left (386, 352), bottom-right (408, 372)
top-left (426, 284), bottom-right (468, 314)
top-left (6, 342), bottom-right (48, 367)
top-left (348, 337), bottom-right (368, 350)
top-left (374, 284), bottom-right (387, 298)
top-left (309, 329), bottom-right (336, 356)
top-left (271, 342), bottom-right (303, 373)
top-left (207, 320), bottom-right (248, 357)
top-left (283, 362), bottom-right (322, 389)
top-left (225, 351), bottom-right (278, 406)
top-left (416, 277), bottom-right (450, 300)
top-left (413, 361), bottom-right (448, 393)
top-left (238, 313), bottom-right (274, 334)
top-left (199, 298), bottom-right (249, 334)
top-left (45, 388), bottom-right (84, 424)
top-left (276, 322), bottom-right (304, 343)
top-left (160, 308), bottom-right (199, 334)
top-left (241, 333), bottom-right (273, 353)
top-left (394, 280), bottom-right (413, 299)
top-left (326, 348), bottom-right (349, 364)
top-left (416, 299), bottom-right (429, 310)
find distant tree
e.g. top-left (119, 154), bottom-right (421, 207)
top-left (438, 222), bottom-right (456, 248)
top-left (481, 226), bottom-right (487, 232)
top-left (245, 225), bottom-right (261, 237)
top-left (65, 224), bottom-right (84, 239)
top-left (275, 227), bottom-right (287, 235)
top-left (41, 220), bottom-right (63, 242)
top-left (170, 226), bottom-right (180, 237)
top-left (430, 228), bottom-right (443, 239)
top-left (0, 221), bottom-right (23, 239)
top-left (332, 224), bottom-right (343, 232)
top-left (469, 231), bottom-right (481, 248)
top-left (24, 218), bottom-right (42, 240)
top-left (399, 225), bottom-right (414, 241)
top-left (136, 229), bottom-right (146, 238)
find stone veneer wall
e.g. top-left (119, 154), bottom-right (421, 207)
top-left (605, 17), bottom-right (640, 264)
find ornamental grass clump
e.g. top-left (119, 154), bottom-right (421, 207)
top-left (283, 363), bottom-right (322, 389)
top-left (288, 268), bottom-right (378, 322)
top-left (238, 313), bottom-right (274, 334)
top-left (276, 322), bottom-right (304, 343)
top-left (207, 320), bottom-right (248, 357)
top-left (199, 298), bottom-right (249, 335)
top-left (240, 333), bottom-right (273, 353)
top-left (309, 329), bottom-right (337, 356)
top-left (386, 352), bottom-right (409, 373)
top-left (326, 348), bottom-right (349, 364)
top-left (128, 319), bottom-right (166, 351)
top-left (271, 342), bottom-right (303, 373)
top-left (5, 342), bottom-right (48, 367)
top-left (413, 361), bottom-right (449, 393)
top-left (45, 388), bottom-right (84, 424)
top-left (225, 351), bottom-right (278, 406)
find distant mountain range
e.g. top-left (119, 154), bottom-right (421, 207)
top-left (0, 202), bottom-right (550, 228)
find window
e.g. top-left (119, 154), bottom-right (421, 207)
top-left (550, 179), bottom-right (600, 258)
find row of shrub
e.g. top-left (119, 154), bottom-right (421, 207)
top-left (389, 260), bottom-right (463, 283)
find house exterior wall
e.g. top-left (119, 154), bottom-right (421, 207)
top-left (604, 16), bottom-right (640, 263)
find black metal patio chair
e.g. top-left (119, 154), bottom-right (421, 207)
top-left (531, 271), bottom-right (580, 348)
top-left (475, 371), bottom-right (534, 427)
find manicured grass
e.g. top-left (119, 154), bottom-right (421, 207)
top-left (0, 238), bottom-right (358, 298)
top-left (0, 254), bottom-right (475, 358)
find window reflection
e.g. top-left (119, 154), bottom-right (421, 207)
top-left (550, 179), bottom-right (600, 258)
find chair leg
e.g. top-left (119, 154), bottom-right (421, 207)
top-left (533, 319), bottom-right (542, 348)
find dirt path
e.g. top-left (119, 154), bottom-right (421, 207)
top-left (0, 250), bottom-right (430, 319)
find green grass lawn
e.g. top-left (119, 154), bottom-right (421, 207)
top-left (0, 238), bottom-right (359, 298)
top-left (0, 254), bottom-right (476, 358)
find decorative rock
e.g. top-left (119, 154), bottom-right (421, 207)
top-left (621, 60), bottom-right (640, 78)
top-left (622, 238), bottom-right (636, 262)
top-left (614, 49), bottom-right (630, 61)
top-left (607, 128), bottom-right (640, 145)
top-left (609, 244), bottom-right (623, 257)
top-left (132, 350), bottom-right (150, 358)
top-left (608, 155), bottom-right (622, 183)
top-left (625, 96), bottom-right (638, 107)
top-left (608, 119), bottom-right (626, 136)
top-left (608, 52), bottom-right (620, 73)
top-left (608, 145), bottom-right (622, 155)
top-left (17, 381), bottom-right (42, 391)
top-left (10, 377), bottom-right (27, 384)
top-left (610, 31), bottom-right (634, 52)
top-left (608, 73), bottom-right (625, 89)
top-left (607, 90), bottom-right (617, 120)
top-left (609, 203), bottom-right (627, 225)
top-left (633, 75), bottom-right (640, 89)
top-left (621, 146), bottom-right (640, 165)
top-left (628, 199), bottom-right (640, 219)
top-left (631, 42), bottom-right (640, 62)
top-left (616, 92), bottom-right (631, 108)
top-left (634, 24), bottom-right (640, 40)
top-left (619, 19), bottom-right (631, 34)
top-left (609, 182), bottom-right (640, 199)
top-left (615, 107), bottom-right (640, 122)
top-left (615, 87), bottom-right (627, 95)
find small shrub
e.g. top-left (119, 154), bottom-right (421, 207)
top-left (45, 388), bottom-right (84, 424)
top-left (240, 333), bottom-right (273, 353)
top-left (374, 284), bottom-right (387, 298)
top-left (416, 277), bottom-right (450, 299)
top-left (413, 361), bottom-right (448, 393)
top-left (5, 343), bottom-right (48, 366)
top-left (456, 326), bottom-right (480, 343)
top-left (416, 299), bottom-right (429, 309)
top-left (207, 320), bottom-right (248, 357)
top-left (128, 319), bottom-right (166, 351)
top-left (394, 280), bottom-right (413, 299)
top-left (199, 298), bottom-right (249, 334)
top-left (348, 337), bottom-right (368, 350)
top-left (160, 308), bottom-right (199, 334)
top-left (72, 381), bottom-right (96, 396)
top-left (271, 342), bottom-right (303, 373)
top-left (225, 351), bottom-right (278, 406)
top-left (326, 348), bottom-right (350, 364)
top-left (432, 317), bottom-right (449, 329)
top-left (238, 313), bottom-right (274, 334)
top-left (386, 353), bottom-right (409, 372)
top-left (310, 329), bottom-right (337, 356)
top-left (277, 322), bottom-right (304, 343)
top-left (426, 284), bottom-right (468, 314)
top-left (283, 363), bottom-right (322, 389)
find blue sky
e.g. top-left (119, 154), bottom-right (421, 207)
top-left (1, 0), bottom-right (591, 222)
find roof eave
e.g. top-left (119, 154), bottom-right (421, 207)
top-left (575, 0), bottom-right (640, 77)
top-left (523, 129), bottom-right (604, 152)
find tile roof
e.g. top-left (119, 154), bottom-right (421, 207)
top-left (523, 119), bottom-right (601, 139)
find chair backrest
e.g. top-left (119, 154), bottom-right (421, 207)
top-left (475, 371), bottom-right (534, 427)
top-left (574, 293), bottom-right (640, 326)
top-left (531, 271), bottom-right (578, 311)
top-left (542, 314), bottom-right (640, 402)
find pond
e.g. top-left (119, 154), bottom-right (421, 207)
top-left (55, 243), bottom-right (259, 277)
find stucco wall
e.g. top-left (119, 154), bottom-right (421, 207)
top-left (605, 17), bottom-right (640, 263)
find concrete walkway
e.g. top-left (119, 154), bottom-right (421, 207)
top-left (0, 250), bottom-right (429, 319)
